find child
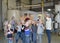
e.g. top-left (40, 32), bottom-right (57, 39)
top-left (24, 18), bottom-right (31, 43)
top-left (37, 19), bottom-right (44, 43)
top-left (6, 29), bottom-right (13, 43)
top-left (15, 23), bottom-right (22, 43)
top-left (31, 20), bottom-right (37, 43)
top-left (5, 21), bottom-right (13, 43)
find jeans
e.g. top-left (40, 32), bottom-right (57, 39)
top-left (30, 32), bottom-right (33, 42)
top-left (25, 35), bottom-right (30, 43)
top-left (21, 32), bottom-right (25, 43)
top-left (8, 39), bottom-right (13, 43)
top-left (37, 34), bottom-right (43, 43)
top-left (46, 30), bottom-right (51, 43)
top-left (32, 33), bottom-right (37, 43)
top-left (16, 32), bottom-right (21, 43)
top-left (54, 28), bottom-right (57, 33)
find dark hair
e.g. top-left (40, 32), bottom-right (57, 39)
top-left (7, 30), bottom-right (9, 32)
top-left (24, 13), bottom-right (27, 16)
top-left (37, 19), bottom-right (39, 21)
top-left (5, 18), bottom-right (8, 21)
top-left (57, 11), bottom-right (59, 13)
top-left (25, 18), bottom-right (30, 22)
top-left (10, 29), bottom-right (13, 31)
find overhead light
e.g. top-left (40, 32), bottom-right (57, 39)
top-left (47, 9), bottom-right (51, 11)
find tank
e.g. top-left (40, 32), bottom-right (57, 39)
top-left (8, 10), bottom-right (20, 21)
top-left (55, 5), bottom-right (60, 12)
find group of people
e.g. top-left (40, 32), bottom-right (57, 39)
top-left (3, 13), bottom-right (52, 43)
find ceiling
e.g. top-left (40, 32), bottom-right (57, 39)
top-left (16, 0), bottom-right (60, 12)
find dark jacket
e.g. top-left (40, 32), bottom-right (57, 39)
top-left (31, 24), bottom-right (37, 33)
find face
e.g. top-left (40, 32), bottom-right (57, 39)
top-left (46, 17), bottom-right (50, 21)
top-left (38, 16), bottom-right (41, 19)
top-left (39, 20), bottom-right (43, 24)
top-left (20, 22), bottom-right (22, 25)
top-left (24, 20), bottom-right (31, 27)
top-left (21, 20), bottom-right (25, 24)
top-left (25, 21), bottom-right (29, 27)
top-left (32, 20), bottom-right (35, 24)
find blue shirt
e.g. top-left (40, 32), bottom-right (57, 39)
top-left (25, 29), bottom-right (31, 36)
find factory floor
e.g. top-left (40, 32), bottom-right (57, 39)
top-left (0, 30), bottom-right (60, 43)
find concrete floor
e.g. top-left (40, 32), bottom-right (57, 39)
top-left (0, 31), bottom-right (60, 43)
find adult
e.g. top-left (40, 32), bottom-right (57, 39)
top-left (46, 14), bottom-right (52, 43)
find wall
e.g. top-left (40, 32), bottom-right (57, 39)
top-left (32, 0), bottom-right (53, 8)
top-left (0, 0), bottom-right (2, 29)
top-left (2, 0), bottom-right (7, 21)
top-left (21, 0), bottom-right (30, 10)
top-left (2, 0), bottom-right (16, 20)
top-left (8, 0), bottom-right (16, 9)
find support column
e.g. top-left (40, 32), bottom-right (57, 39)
top-left (41, 0), bottom-right (44, 14)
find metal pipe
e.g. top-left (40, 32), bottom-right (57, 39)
top-left (41, 0), bottom-right (44, 14)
